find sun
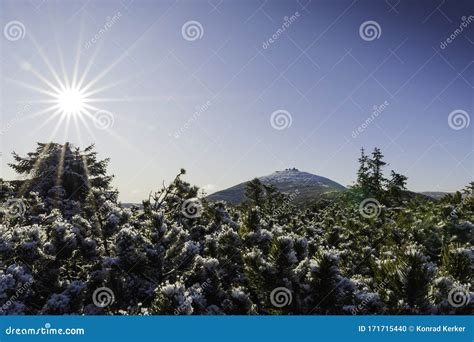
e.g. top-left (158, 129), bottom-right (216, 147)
top-left (55, 87), bottom-right (87, 115)
top-left (6, 24), bottom-right (156, 142)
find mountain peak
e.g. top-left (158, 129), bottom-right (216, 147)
top-left (207, 169), bottom-right (346, 204)
top-left (277, 168), bottom-right (300, 173)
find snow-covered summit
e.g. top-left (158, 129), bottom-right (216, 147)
top-left (261, 169), bottom-right (345, 188)
top-left (207, 169), bottom-right (346, 204)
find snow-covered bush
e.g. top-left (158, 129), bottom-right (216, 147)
top-left (0, 143), bottom-right (472, 315)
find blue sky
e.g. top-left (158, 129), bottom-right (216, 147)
top-left (1, 0), bottom-right (472, 202)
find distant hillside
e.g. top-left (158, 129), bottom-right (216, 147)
top-left (206, 168), bottom-right (346, 204)
top-left (420, 192), bottom-right (450, 200)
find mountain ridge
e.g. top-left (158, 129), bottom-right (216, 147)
top-left (206, 168), bottom-right (346, 204)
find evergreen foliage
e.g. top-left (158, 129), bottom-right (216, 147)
top-left (0, 143), bottom-right (472, 315)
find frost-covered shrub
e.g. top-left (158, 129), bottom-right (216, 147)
top-left (0, 143), bottom-right (472, 315)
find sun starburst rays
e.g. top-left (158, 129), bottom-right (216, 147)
top-left (4, 22), bottom-right (126, 143)
top-left (4, 17), bottom-right (173, 156)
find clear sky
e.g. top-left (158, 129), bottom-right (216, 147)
top-left (1, 0), bottom-right (472, 202)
